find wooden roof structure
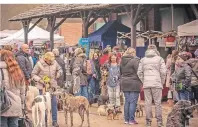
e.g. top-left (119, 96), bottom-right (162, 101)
top-left (8, 4), bottom-right (156, 50)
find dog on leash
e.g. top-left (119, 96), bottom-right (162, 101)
top-left (166, 100), bottom-right (195, 127)
top-left (26, 85), bottom-right (39, 112)
top-left (106, 105), bottom-right (122, 120)
top-left (32, 92), bottom-right (51, 127)
top-left (61, 93), bottom-right (90, 127)
top-left (135, 104), bottom-right (144, 117)
top-left (97, 105), bottom-right (108, 116)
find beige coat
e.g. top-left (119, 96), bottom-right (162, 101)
top-left (32, 59), bottom-right (63, 90)
top-left (0, 61), bottom-right (25, 117)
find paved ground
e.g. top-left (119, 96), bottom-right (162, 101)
top-left (56, 103), bottom-right (198, 127)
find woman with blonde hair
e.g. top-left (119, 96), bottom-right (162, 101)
top-left (120, 47), bottom-right (142, 125)
top-left (0, 49), bottom-right (25, 127)
top-left (32, 52), bottom-right (62, 127)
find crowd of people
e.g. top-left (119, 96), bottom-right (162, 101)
top-left (0, 43), bottom-right (198, 127)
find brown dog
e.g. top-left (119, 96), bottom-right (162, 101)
top-left (135, 104), bottom-right (144, 117)
top-left (61, 93), bottom-right (90, 127)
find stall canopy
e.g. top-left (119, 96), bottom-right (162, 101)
top-left (88, 20), bottom-right (131, 48)
top-left (178, 20), bottom-right (198, 36)
top-left (0, 30), bottom-right (17, 39)
top-left (0, 23), bottom-right (64, 45)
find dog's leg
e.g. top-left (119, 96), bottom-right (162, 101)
top-left (70, 111), bottom-right (73, 127)
top-left (86, 109), bottom-right (90, 127)
top-left (64, 109), bottom-right (68, 126)
top-left (79, 108), bottom-right (85, 127)
top-left (32, 105), bottom-right (36, 127)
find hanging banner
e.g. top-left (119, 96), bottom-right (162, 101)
top-left (78, 38), bottom-right (90, 57)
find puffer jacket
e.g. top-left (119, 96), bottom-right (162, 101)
top-left (172, 62), bottom-right (192, 87)
top-left (137, 49), bottom-right (167, 89)
top-left (0, 61), bottom-right (25, 117)
top-left (72, 53), bottom-right (88, 86)
top-left (186, 58), bottom-right (198, 86)
top-left (32, 59), bottom-right (63, 90)
top-left (120, 55), bottom-right (142, 92)
top-left (15, 51), bottom-right (33, 80)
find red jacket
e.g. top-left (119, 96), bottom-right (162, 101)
top-left (99, 54), bottom-right (109, 66)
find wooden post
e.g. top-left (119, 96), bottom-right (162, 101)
top-left (22, 20), bottom-right (30, 44)
top-left (47, 16), bottom-right (56, 51)
top-left (130, 6), bottom-right (136, 48)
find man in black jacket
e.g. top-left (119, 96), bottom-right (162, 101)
top-left (16, 44), bottom-right (33, 85)
top-left (120, 47), bottom-right (142, 125)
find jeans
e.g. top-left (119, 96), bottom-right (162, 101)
top-left (124, 91), bottom-right (139, 122)
top-left (95, 80), bottom-right (100, 95)
top-left (178, 89), bottom-right (190, 101)
top-left (39, 90), bottom-right (57, 122)
top-left (0, 117), bottom-right (19, 127)
top-left (88, 77), bottom-right (96, 102)
top-left (75, 85), bottom-right (89, 100)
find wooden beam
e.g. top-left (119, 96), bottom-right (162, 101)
top-left (88, 16), bottom-right (98, 27)
top-left (103, 17), bottom-right (107, 23)
top-left (53, 17), bottom-right (67, 31)
top-left (134, 5), bottom-right (154, 25)
top-left (28, 18), bottom-right (43, 33)
top-left (190, 4), bottom-right (198, 19)
top-left (22, 19), bottom-right (31, 44)
top-left (133, 4), bottom-right (142, 25)
top-left (124, 5), bottom-right (132, 21)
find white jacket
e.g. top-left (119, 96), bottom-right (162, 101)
top-left (137, 49), bottom-right (167, 89)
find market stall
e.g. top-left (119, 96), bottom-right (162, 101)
top-left (0, 23), bottom-right (64, 46)
top-left (177, 20), bottom-right (198, 53)
top-left (0, 30), bottom-right (17, 39)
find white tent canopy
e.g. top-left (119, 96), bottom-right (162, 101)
top-left (178, 20), bottom-right (198, 36)
top-left (0, 23), bottom-right (64, 45)
top-left (0, 30), bottom-right (17, 39)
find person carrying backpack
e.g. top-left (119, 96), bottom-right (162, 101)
top-left (72, 48), bottom-right (89, 99)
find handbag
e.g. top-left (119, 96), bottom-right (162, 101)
top-left (0, 68), bottom-right (12, 113)
top-left (18, 110), bottom-right (33, 127)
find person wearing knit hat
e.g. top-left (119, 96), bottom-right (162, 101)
top-left (120, 47), bottom-right (142, 125)
top-left (74, 47), bottom-right (83, 57)
top-left (72, 47), bottom-right (88, 99)
top-left (173, 51), bottom-right (192, 102)
top-left (186, 49), bottom-right (198, 105)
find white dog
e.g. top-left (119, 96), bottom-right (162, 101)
top-left (32, 92), bottom-right (51, 127)
top-left (26, 86), bottom-right (39, 112)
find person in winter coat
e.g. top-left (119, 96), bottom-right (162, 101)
top-left (120, 47), bottom-right (142, 125)
top-left (186, 49), bottom-right (198, 104)
top-left (105, 52), bottom-right (121, 107)
top-left (137, 48), bottom-right (167, 127)
top-left (172, 51), bottom-right (192, 101)
top-left (15, 44), bottom-right (33, 85)
top-left (88, 52), bottom-right (102, 103)
top-left (32, 52), bottom-right (62, 127)
top-left (92, 52), bottom-right (101, 96)
top-left (0, 49), bottom-right (25, 127)
top-left (72, 48), bottom-right (89, 99)
top-left (52, 49), bottom-right (66, 88)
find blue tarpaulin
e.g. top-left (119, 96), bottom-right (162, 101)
top-left (88, 20), bottom-right (131, 48)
